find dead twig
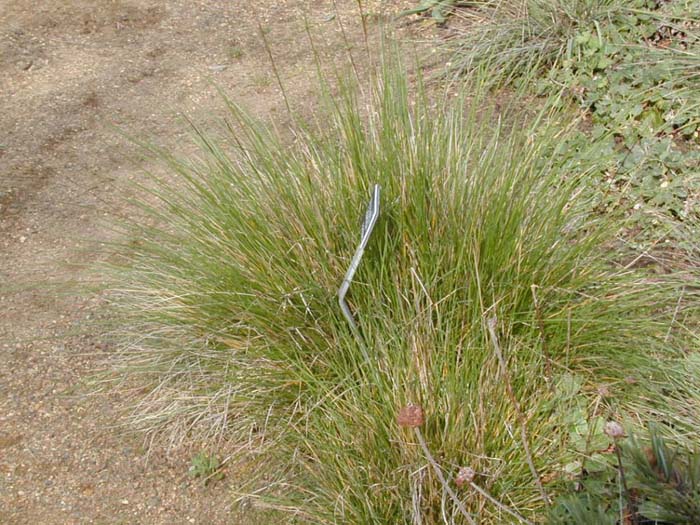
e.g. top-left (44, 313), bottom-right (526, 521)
top-left (486, 316), bottom-right (550, 506)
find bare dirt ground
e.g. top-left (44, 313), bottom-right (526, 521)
top-left (0, 1), bottom-right (424, 523)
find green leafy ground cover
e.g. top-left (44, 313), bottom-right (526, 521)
top-left (447, 0), bottom-right (700, 236)
top-left (549, 0), bottom-right (700, 230)
top-left (548, 427), bottom-right (700, 524)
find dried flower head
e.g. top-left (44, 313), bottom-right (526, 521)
top-left (397, 404), bottom-right (424, 428)
top-left (644, 446), bottom-right (657, 468)
top-left (597, 385), bottom-right (611, 398)
top-left (604, 421), bottom-right (626, 439)
top-left (455, 466), bottom-right (476, 488)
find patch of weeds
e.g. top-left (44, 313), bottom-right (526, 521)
top-left (450, 0), bottom-right (700, 235)
top-left (549, 427), bottom-right (700, 524)
top-left (397, 0), bottom-right (459, 24)
top-left (448, 0), bottom-right (624, 84)
top-left (545, 0), bottom-right (700, 229)
top-left (188, 451), bottom-right (224, 485)
top-left (251, 71), bottom-right (272, 90)
top-left (229, 45), bottom-right (244, 60)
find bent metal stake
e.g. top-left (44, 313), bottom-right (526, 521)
top-left (338, 184), bottom-right (380, 335)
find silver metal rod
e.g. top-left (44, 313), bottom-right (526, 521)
top-left (338, 184), bottom-right (380, 333)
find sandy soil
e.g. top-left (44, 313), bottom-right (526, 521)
top-left (0, 1), bottom-right (423, 523)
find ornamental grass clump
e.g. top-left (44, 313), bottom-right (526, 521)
top-left (107, 55), bottom-right (700, 523)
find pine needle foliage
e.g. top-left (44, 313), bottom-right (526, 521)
top-left (106, 55), bottom-right (700, 523)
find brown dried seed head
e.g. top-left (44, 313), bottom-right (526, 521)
top-left (604, 421), bottom-right (626, 439)
top-left (397, 404), bottom-right (424, 428)
top-left (644, 446), bottom-right (658, 469)
top-left (455, 466), bottom-right (475, 488)
top-left (597, 385), bottom-right (611, 398)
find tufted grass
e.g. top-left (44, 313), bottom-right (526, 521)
top-left (105, 52), bottom-right (700, 523)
